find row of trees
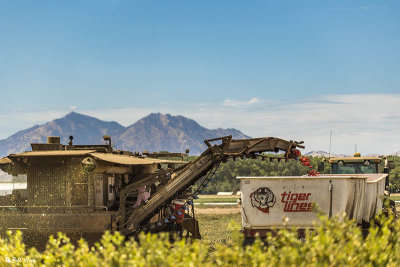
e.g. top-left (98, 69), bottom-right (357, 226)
top-left (199, 155), bottom-right (330, 194)
top-left (387, 156), bottom-right (400, 192)
top-left (195, 155), bottom-right (400, 194)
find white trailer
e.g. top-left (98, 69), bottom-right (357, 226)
top-left (238, 174), bottom-right (387, 238)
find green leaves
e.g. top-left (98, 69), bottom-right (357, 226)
top-left (1, 214), bottom-right (400, 266)
top-left (389, 166), bottom-right (400, 192)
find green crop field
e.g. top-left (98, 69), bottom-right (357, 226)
top-left (196, 213), bottom-right (241, 249)
top-left (0, 196), bottom-right (399, 266)
top-left (390, 195), bottom-right (400, 201)
top-left (5, 195), bottom-right (400, 265)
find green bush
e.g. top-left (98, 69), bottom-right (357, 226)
top-left (0, 213), bottom-right (400, 266)
top-left (389, 166), bottom-right (400, 193)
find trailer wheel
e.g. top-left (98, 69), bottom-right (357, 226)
top-left (382, 198), bottom-right (397, 220)
top-left (243, 237), bottom-right (255, 247)
top-left (390, 200), bottom-right (398, 219)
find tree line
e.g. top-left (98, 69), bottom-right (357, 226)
top-left (194, 155), bottom-right (400, 194)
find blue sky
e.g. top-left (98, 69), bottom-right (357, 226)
top-left (0, 1), bottom-right (399, 154)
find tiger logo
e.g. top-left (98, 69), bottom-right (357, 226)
top-left (250, 187), bottom-right (276, 213)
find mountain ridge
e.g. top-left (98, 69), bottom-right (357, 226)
top-left (304, 150), bottom-right (396, 158)
top-left (0, 112), bottom-right (250, 156)
top-left (304, 150), bottom-right (350, 158)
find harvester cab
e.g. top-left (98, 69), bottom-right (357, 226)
top-left (329, 155), bottom-right (382, 174)
top-left (326, 153), bottom-right (395, 195)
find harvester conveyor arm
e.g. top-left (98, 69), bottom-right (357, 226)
top-left (120, 136), bottom-right (304, 234)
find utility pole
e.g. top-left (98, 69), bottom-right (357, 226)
top-left (328, 130), bottom-right (333, 159)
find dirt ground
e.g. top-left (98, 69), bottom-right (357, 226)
top-left (195, 206), bottom-right (240, 214)
top-left (198, 194), bottom-right (239, 198)
top-left (194, 194), bottom-right (241, 214)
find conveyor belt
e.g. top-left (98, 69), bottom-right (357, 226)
top-left (121, 136), bottom-right (304, 234)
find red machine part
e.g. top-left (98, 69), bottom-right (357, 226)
top-left (172, 199), bottom-right (185, 223)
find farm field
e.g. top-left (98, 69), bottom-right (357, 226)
top-left (194, 198), bottom-right (238, 204)
top-left (389, 194), bottom-right (400, 212)
top-left (390, 194), bottom-right (400, 201)
top-left (194, 195), bottom-right (239, 205)
top-left (1, 194), bottom-right (399, 265)
top-left (196, 212), bottom-right (241, 248)
top-left (193, 195), bottom-right (242, 247)
top-left (196, 194), bottom-right (400, 246)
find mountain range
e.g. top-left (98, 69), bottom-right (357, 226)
top-left (1, 112), bottom-right (399, 158)
top-left (0, 112), bottom-right (250, 157)
top-left (304, 151), bottom-right (399, 158)
top-left (304, 151), bottom-right (349, 158)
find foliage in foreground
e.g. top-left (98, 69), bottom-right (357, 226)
top-left (1, 214), bottom-right (400, 266)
